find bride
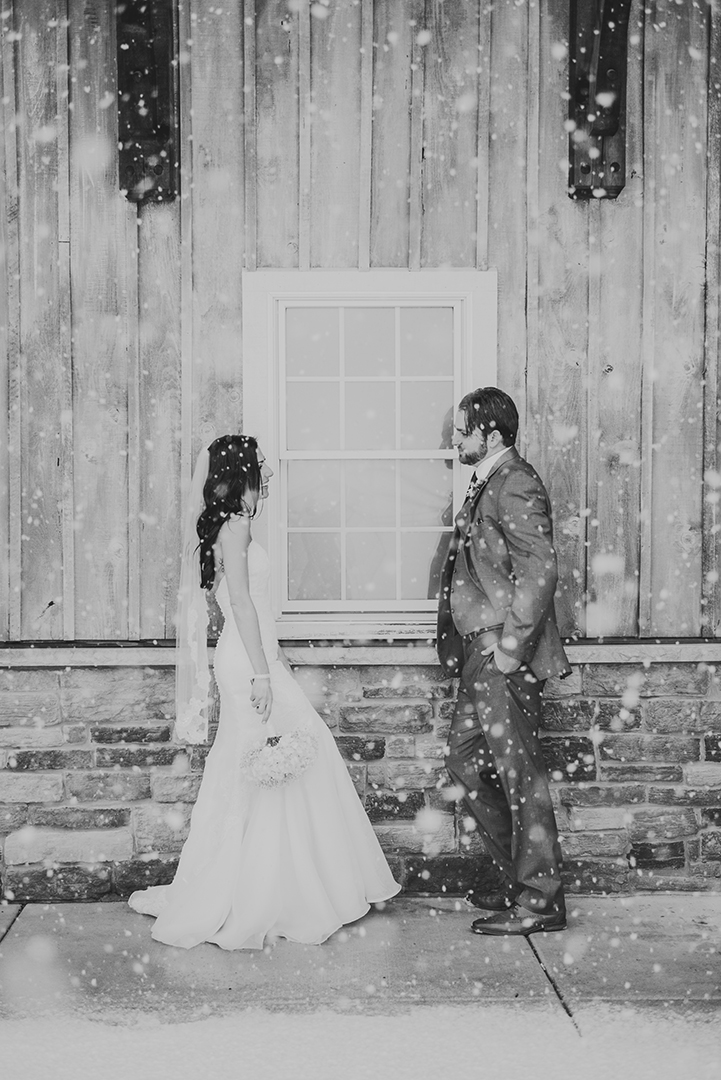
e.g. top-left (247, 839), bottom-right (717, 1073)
top-left (129, 434), bottom-right (400, 949)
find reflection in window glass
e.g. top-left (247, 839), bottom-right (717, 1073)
top-left (346, 532), bottom-right (396, 601)
top-left (400, 381), bottom-right (454, 450)
top-left (286, 308), bottom-right (338, 377)
top-left (288, 533), bottom-right (341, 600)
top-left (400, 460), bottom-right (453, 528)
top-left (401, 530), bottom-right (450, 601)
top-left (345, 307), bottom-right (395, 376)
top-left (286, 381), bottom-right (340, 450)
top-left (345, 460), bottom-right (396, 527)
top-left (400, 307), bottom-right (453, 376)
top-left (345, 383), bottom-right (395, 450)
top-left (287, 461), bottom-right (341, 528)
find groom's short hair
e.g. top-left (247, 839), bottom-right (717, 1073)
top-left (458, 387), bottom-right (518, 446)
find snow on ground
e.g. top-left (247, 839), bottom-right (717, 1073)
top-left (1, 1005), bottom-right (719, 1080)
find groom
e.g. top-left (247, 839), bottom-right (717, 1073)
top-left (437, 387), bottom-right (571, 936)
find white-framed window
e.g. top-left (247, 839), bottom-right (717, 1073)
top-left (242, 270), bottom-right (497, 639)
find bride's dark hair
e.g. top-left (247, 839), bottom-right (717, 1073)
top-left (196, 435), bottom-right (262, 590)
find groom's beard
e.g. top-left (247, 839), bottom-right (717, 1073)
top-left (459, 438), bottom-right (488, 466)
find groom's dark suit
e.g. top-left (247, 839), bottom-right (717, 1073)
top-left (438, 446), bottom-right (571, 913)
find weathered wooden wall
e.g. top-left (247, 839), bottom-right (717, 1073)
top-left (0, 0), bottom-right (719, 641)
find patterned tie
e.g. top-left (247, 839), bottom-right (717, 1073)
top-left (465, 473), bottom-right (481, 503)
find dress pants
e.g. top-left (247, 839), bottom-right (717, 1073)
top-left (444, 638), bottom-right (564, 912)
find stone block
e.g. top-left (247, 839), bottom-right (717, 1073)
top-left (361, 666), bottom-right (452, 700)
top-left (582, 663), bottom-right (708, 697)
top-left (5, 749), bottom-right (93, 770)
top-left (630, 841), bottom-right (686, 868)
top-left (541, 736), bottom-right (596, 782)
top-left (378, 816), bottom-right (455, 855)
top-left (133, 804), bottom-right (193, 853)
top-left (290, 667), bottom-right (362, 709)
top-left (568, 807), bottom-right (631, 831)
top-left (700, 702), bottom-right (721, 731)
top-left (629, 807), bottom-right (697, 842)
top-left (402, 854), bottom-right (497, 896)
top-left (599, 734), bottom-right (699, 764)
top-left (594, 701), bottom-right (642, 731)
top-left (60, 666), bottom-right (174, 723)
top-left (0, 692), bottom-right (61, 728)
top-left (345, 762), bottom-right (366, 796)
top-left (0, 725), bottom-right (64, 748)
top-left (684, 763), bottom-right (721, 787)
top-left (365, 791), bottom-right (425, 822)
top-left (0, 774), bottom-right (63, 803)
top-left (4, 825), bottom-right (133, 865)
top-left (701, 808), bottom-right (721, 826)
top-left (339, 703), bottom-right (433, 735)
top-left (0, 670), bottom-right (59, 693)
top-left (0, 803), bottom-right (28, 830)
top-left (89, 723), bottom-right (172, 744)
top-left (3, 863), bottom-right (113, 902)
top-left (95, 745), bottom-right (181, 768)
top-left (649, 785), bottom-right (721, 807)
top-left (28, 806), bottom-right (131, 829)
top-left (705, 734), bottom-right (721, 762)
top-left (62, 723), bottom-right (88, 744)
top-left (601, 763), bottom-right (683, 783)
top-left (189, 747), bottom-right (210, 771)
top-left (151, 774), bottom-right (203, 803)
top-left (560, 831), bottom-right (629, 858)
top-left (368, 759), bottom-right (445, 791)
top-left (557, 783), bottom-right (645, 806)
top-left (66, 770), bottom-right (151, 802)
top-left (434, 701), bottom-right (455, 739)
top-left (644, 699), bottom-right (703, 734)
top-left (334, 735), bottom-right (386, 761)
top-left (544, 668), bottom-right (582, 699)
top-left (561, 858), bottom-right (630, 893)
top-left (385, 735), bottom-right (415, 758)
top-left (700, 831), bottom-right (721, 860)
top-left (541, 699), bottom-right (597, 732)
top-left (112, 856), bottom-right (179, 896)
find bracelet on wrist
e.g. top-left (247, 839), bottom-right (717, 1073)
top-left (250, 673), bottom-right (270, 681)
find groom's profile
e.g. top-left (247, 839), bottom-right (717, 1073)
top-left (437, 386), bottom-right (571, 936)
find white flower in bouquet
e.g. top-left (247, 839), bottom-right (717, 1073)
top-left (239, 722), bottom-right (318, 788)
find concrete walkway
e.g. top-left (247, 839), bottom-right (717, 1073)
top-left (1, 894), bottom-right (719, 1023)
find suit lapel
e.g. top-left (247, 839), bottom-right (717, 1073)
top-left (466, 446), bottom-right (519, 513)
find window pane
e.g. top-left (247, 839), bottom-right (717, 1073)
top-left (400, 460), bottom-right (454, 527)
top-left (345, 307), bottom-right (395, 376)
top-left (287, 461), bottom-right (341, 527)
top-left (346, 532), bottom-right (396, 601)
top-left (401, 530), bottom-right (452, 601)
top-left (288, 533), bottom-right (341, 600)
top-left (345, 382), bottom-right (395, 451)
top-left (400, 307), bottom-right (453, 376)
top-left (400, 381), bottom-right (454, 449)
top-left (345, 461), bottom-right (396, 527)
top-left (286, 382), bottom-right (340, 450)
top-left (286, 307), bottom-right (338, 376)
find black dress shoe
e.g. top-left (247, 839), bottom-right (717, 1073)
top-left (471, 902), bottom-right (567, 937)
top-left (464, 884), bottom-right (519, 911)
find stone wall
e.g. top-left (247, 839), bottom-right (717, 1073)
top-left (1, 647), bottom-right (720, 903)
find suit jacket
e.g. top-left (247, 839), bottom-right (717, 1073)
top-left (436, 447), bottom-right (571, 682)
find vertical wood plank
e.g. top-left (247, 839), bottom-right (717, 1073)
top-left (370, 0), bottom-right (415, 267)
top-left (408, 5), bottom-right (425, 272)
top-left (178, 0), bottom-right (193, 500)
top-left (137, 203), bottom-right (182, 639)
top-left (68, 0), bottom-right (128, 639)
top-left (585, 3), bottom-right (644, 637)
top-left (475, 5), bottom-right (492, 271)
top-left (528, 0), bottom-right (588, 638)
top-left (643, 0), bottom-right (708, 636)
top-left (256, 0), bottom-right (299, 267)
top-left (421, 0), bottom-right (479, 267)
top-left (243, 0), bottom-right (257, 272)
top-left (0, 7), bottom-right (20, 640)
top-left (702, 4), bottom-right (721, 637)
top-left (358, 0), bottom-right (374, 271)
top-left (15, 0), bottom-right (67, 639)
top-left (310, 0), bottom-right (362, 267)
top-left (189, 0), bottom-right (245, 455)
top-left (298, 0), bottom-right (311, 270)
top-left (123, 204), bottom-right (141, 640)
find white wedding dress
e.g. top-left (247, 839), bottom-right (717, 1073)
top-left (128, 541), bottom-right (400, 949)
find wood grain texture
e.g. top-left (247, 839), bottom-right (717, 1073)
top-left (189, 0), bottom-right (245, 452)
top-left (309, 0), bottom-right (362, 267)
top-left (123, 203), bottom-right (140, 640)
top-left (475, 4), bottom-right (492, 270)
top-left (528, 0), bottom-right (588, 639)
top-left (420, 0), bottom-right (479, 267)
top-left (15, 0), bottom-right (66, 639)
top-left (370, 0), bottom-right (417, 267)
top-left (243, 0), bottom-right (257, 272)
top-left (585, 3), bottom-right (644, 637)
top-left (644, 0), bottom-right (708, 636)
top-left (68, 0), bottom-right (127, 639)
top-left (137, 203), bottom-right (182, 639)
top-left (255, 0), bottom-right (299, 268)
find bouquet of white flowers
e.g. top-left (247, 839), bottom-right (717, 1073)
top-left (239, 720), bottom-right (318, 788)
